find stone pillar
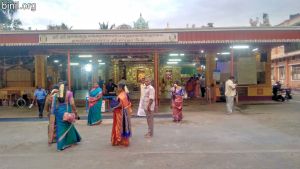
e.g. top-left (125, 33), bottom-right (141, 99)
top-left (34, 55), bottom-right (47, 88)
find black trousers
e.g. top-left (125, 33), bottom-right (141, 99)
top-left (201, 87), bottom-right (206, 98)
top-left (37, 99), bottom-right (45, 116)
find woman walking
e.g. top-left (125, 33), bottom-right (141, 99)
top-left (51, 82), bottom-right (81, 151)
top-left (87, 82), bottom-right (103, 125)
top-left (171, 81), bottom-right (184, 122)
top-left (111, 84), bottom-right (132, 146)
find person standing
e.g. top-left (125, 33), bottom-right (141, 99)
top-left (137, 78), bottom-right (146, 117)
top-left (33, 86), bottom-right (47, 118)
top-left (142, 77), bottom-right (155, 138)
top-left (87, 82), bottom-right (103, 126)
top-left (200, 76), bottom-right (206, 98)
top-left (225, 76), bottom-right (237, 114)
top-left (52, 82), bottom-right (81, 151)
top-left (170, 81), bottom-right (184, 122)
top-left (111, 84), bottom-right (132, 146)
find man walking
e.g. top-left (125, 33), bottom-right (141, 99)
top-left (225, 76), bottom-right (237, 114)
top-left (33, 86), bottom-right (47, 118)
top-left (142, 77), bottom-right (155, 138)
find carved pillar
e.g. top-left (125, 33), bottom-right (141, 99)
top-left (112, 60), bottom-right (119, 83)
top-left (34, 55), bottom-right (47, 88)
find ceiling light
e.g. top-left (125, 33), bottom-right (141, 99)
top-left (84, 64), bottom-right (92, 72)
top-left (169, 59), bottom-right (182, 62)
top-left (79, 55), bottom-right (92, 58)
top-left (230, 45), bottom-right (249, 49)
top-left (169, 53), bottom-right (179, 56)
top-left (167, 61), bottom-right (178, 64)
top-left (54, 60), bottom-right (59, 63)
top-left (70, 63), bottom-right (79, 66)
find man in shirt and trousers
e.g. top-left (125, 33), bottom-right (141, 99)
top-left (225, 76), bottom-right (237, 114)
top-left (33, 85), bottom-right (47, 118)
top-left (142, 77), bottom-right (155, 138)
top-left (137, 77), bottom-right (146, 117)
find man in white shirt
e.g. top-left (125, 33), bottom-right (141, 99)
top-left (225, 76), bottom-right (237, 114)
top-left (142, 77), bottom-right (155, 137)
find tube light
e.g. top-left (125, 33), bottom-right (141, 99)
top-left (169, 59), bottom-right (182, 62)
top-left (252, 48), bottom-right (258, 51)
top-left (167, 61), bottom-right (178, 64)
top-left (79, 55), bottom-right (92, 58)
top-left (70, 63), bottom-right (79, 66)
top-left (99, 62), bottom-right (105, 65)
top-left (221, 52), bottom-right (230, 55)
top-left (169, 53), bottom-right (179, 56)
top-left (230, 45), bottom-right (249, 49)
top-left (54, 60), bottom-right (59, 63)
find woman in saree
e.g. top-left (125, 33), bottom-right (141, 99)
top-left (87, 82), bottom-right (103, 126)
top-left (111, 84), bottom-right (132, 147)
top-left (51, 82), bottom-right (81, 151)
top-left (171, 81), bottom-right (185, 122)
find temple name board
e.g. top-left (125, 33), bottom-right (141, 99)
top-left (39, 33), bottom-right (178, 44)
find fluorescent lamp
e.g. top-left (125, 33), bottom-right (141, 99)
top-left (84, 64), bottom-right (92, 72)
top-left (169, 53), bottom-right (179, 56)
top-left (215, 58), bottom-right (218, 61)
top-left (167, 61), bottom-right (178, 64)
top-left (169, 59), bottom-right (182, 62)
top-left (89, 60), bottom-right (92, 63)
top-left (180, 53), bottom-right (185, 56)
top-left (70, 63), bottom-right (79, 66)
top-left (217, 53), bottom-right (221, 55)
top-left (200, 50), bottom-right (204, 53)
top-left (79, 55), bottom-right (92, 58)
top-left (252, 48), bottom-right (258, 51)
top-left (98, 60), bottom-right (102, 62)
top-left (221, 52), bottom-right (230, 55)
top-left (99, 62), bottom-right (105, 65)
top-left (54, 60), bottom-right (59, 63)
top-left (230, 45), bottom-right (249, 49)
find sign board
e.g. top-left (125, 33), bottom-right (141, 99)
top-left (39, 33), bottom-right (178, 44)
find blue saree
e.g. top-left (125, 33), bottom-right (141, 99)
top-left (87, 87), bottom-right (103, 125)
top-left (53, 92), bottom-right (81, 151)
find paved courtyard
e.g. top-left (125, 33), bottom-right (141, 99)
top-left (0, 97), bottom-right (300, 169)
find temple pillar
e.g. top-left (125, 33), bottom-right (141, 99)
top-left (205, 51), bottom-right (217, 102)
top-left (92, 56), bottom-right (99, 83)
top-left (112, 60), bottom-right (119, 83)
top-left (265, 48), bottom-right (272, 87)
top-left (286, 57), bottom-right (290, 87)
top-left (154, 51), bottom-right (159, 109)
top-left (34, 55), bottom-right (47, 88)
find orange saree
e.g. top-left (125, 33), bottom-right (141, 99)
top-left (111, 91), bottom-right (132, 146)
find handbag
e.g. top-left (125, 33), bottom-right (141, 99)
top-left (63, 104), bottom-right (76, 123)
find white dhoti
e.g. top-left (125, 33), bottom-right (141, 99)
top-left (137, 98), bottom-right (146, 116)
top-left (137, 84), bottom-right (146, 117)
